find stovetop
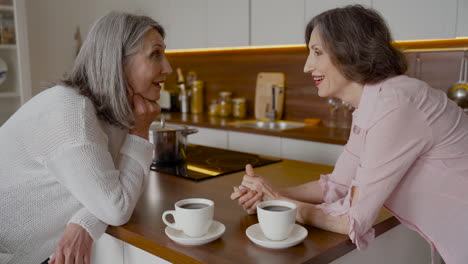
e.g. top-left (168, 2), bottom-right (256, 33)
top-left (150, 144), bottom-right (281, 181)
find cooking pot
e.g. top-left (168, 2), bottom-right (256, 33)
top-left (149, 122), bottom-right (198, 165)
top-left (447, 56), bottom-right (468, 109)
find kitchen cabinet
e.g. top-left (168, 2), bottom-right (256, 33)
top-left (457, 0), bottom-right (468, 37)
top-left (185, 125), bottom-right (343, 166)
top-left (304, 0), bottom-right (371, 26)
top-left (373, 0), bottom-right (457, 40)
top-left (281, 137), bottom-right (343, 166)
top-left (0, 0), bottom-right (31, 125)
top-left (91, 233), bottom-right (124, 264)
top-left (205, 0), bottom-right (249, 48)
top-left (159, 0), bottom-right (249, 49)
top-left (187, 126), bottom-right (229, 149)
top-left (250, 0), bottom-right (305, 46)
top-left (124, 242), bottom-right (171, 264)
top-left (330, 225), bottom-right (432, 264)
top-left (92, 234), bottom-right (170, 264)
top-left (228, 131), bottom-right (282, 157)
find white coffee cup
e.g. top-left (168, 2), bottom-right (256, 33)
top-left (162, 198), bottom-right (214, 237)
top-left (257, 200), bottom-right (297, 241)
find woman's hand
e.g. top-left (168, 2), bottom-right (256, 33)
top-left (230, 185), bottom-right (263, 214)
top-left (49, 223), bottom-right (93, 264)
top-left (129, 94), bottom-right (160, 140)
top-left (241, 164), bottom-right (282, 201)
top-left (230, 164), bottom-right (281, 214)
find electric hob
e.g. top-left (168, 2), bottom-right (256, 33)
top-left (150, 144), bottom-right (281, 181)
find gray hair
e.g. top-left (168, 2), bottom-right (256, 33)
top-left (61, 11), bottom-right (165, 129)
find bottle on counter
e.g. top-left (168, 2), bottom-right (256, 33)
top-left (176, 68), bottom-right (190, 113)
top-left (218, 91), bottom-right (232, 118)
top-left (157, 83), bottom-right (171, 112)
top-left (232, 97), bottom-right (246, 119)
top-left (191, 80), bottom-right (204, 114)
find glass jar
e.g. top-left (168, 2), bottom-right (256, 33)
top-left (208, 99), bottom-right (219, 116)
top-left (190, 80), bottom-right (204, 114)
top-left (232, 97), bottom-right (246, 119)
top-left (218, 91), bottom-right (232, 118)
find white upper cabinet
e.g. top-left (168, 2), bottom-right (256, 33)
top-left (457, 0), bottom-right (468, 37)
top-left (157, 0), bottom-right (249, 49)
top-left (206, 0), bottom-right (249, 48)
top-left (373, 0), bottom-right (457, 40)
top-left (250, 0), bottom-right (305, 45)
top-left (159, 0), bottom-right (206, 49)
top-left (304, 0), bottom-right (371, 26)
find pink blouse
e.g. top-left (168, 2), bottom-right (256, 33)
top-left (317, 75), bottom-right (468, 264)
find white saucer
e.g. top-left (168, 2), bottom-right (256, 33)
top-left (165, 220), bottom-right (225, 246)
top-left (246, 223), bottom-right (308, 249)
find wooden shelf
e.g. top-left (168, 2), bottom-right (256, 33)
top-left (0, 92), bottom-right (18, 98)
top-left (167, 38), bottom-right (468, 55)
top-left (0, 44), bottom-right (16, 50)
top-left (0, 5), bottom-right (13, 12)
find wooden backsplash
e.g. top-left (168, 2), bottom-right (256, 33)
top-left (166, 48), bottom-right (465, 122)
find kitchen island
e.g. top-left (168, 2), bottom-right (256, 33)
top-left (91, 157), bottom-right (432, 264)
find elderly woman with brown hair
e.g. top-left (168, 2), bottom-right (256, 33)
top-left (0, 12), bottom-right (172, 264)
top-left (232, 5), bottom-right (468, 264)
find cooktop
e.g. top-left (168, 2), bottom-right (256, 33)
top-left (150, 144), bottom-right (281, 181)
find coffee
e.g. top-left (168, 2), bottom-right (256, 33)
top-left (181, 203), bottom-right (209, 209)
top-left (263, 205), bottom-right (291, 212)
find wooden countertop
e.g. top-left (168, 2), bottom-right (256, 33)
top-left (106, 159), bottom-right (398, 264)
top-left (160, 112), bottom-right (350, 145)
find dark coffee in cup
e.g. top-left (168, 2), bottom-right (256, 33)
top-left (263, 205), bottom-right (291, 212)
top-left (181, 203), bottom-right (209, 209)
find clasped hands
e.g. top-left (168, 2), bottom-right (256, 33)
top-left (230, 164), bottom-right (282, 214)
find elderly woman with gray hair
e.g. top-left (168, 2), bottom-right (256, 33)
top-left (0, 12), bottom-right (171, 264)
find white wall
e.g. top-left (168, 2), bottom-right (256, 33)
top-left (25, 0), bottom-right (133, 95)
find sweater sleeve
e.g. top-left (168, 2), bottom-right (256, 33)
top-left (46, 133), bottom-right (153, 226)
top-left (68, 208), bottom-right (108, 241)
top-left (317, 103), bottom-right (432, 249)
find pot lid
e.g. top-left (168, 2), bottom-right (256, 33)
top-left (150, 122), bottom-right (188, 132)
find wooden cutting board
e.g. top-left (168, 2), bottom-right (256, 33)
top-left (255, 72), bottom-right (285, 120)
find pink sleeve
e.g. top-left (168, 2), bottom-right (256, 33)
top-left (318, 103), bottom-right (432, 249)
top-left (320, 146), bottom-right (359, 204)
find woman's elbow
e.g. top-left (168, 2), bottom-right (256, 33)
top-left (99, 207), bottom-right (133, 226)
top-left (336, 214), bottom-right (350, 235)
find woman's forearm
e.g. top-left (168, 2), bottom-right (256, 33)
top-left (279, 180), bottom-right (324, 204)
top-left (294, 199), bottom-right (349, 234)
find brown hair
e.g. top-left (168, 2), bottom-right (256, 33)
top-left (305, 5), bottom-right (407, 84)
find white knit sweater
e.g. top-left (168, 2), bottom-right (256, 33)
top-left (0, 85), bottom-right (153, 263)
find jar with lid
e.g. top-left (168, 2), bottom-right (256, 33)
top-left (218, 91), bottom-right (232, 118)
top-left (190, 80), bottom-right (204, 114)
top-left (232, 97), bottom-right (246, 119)
top-left (208, 99), bottom-right (219, 116)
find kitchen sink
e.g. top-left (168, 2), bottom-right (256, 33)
top-left (228, 120), bottom-right (307, 131)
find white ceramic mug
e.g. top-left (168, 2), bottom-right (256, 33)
top-left (257, 200), bottom-right (297, 241)
top-left (162, 198), bottom-right (214, 237)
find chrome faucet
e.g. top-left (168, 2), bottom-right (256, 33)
top-left (265, 85), bottom-right (278, 123)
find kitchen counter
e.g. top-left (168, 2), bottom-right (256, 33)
top-left (161, 112), bottom-right (350, 145)
top-left (106, 158), bottom-right (398, 264)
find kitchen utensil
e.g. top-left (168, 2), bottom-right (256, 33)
top-left (415, 53), bottom-right (422, 80)
top-left (149, 122), bottom-right (198, 165)
top-left (447, 55), bottom-right (468, 109)
top-left (0, 57), bottom-right (8, 88)
top-left (255, 72), bottom-right (285, 120)
top-left (160, 115), bottom-right (165, 128)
